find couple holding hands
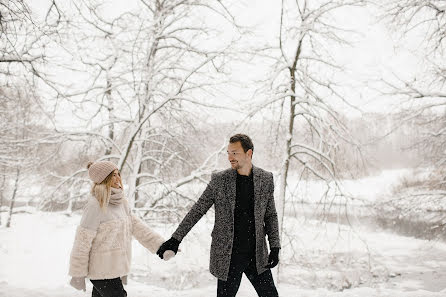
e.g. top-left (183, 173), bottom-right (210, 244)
top-left (69, 134), bottom-right (280, 297)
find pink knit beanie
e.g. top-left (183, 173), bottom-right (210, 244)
top-left (87, 161), bottom-right (118, 184)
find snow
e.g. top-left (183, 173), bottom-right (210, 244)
top-left (1, 168), bottom-right (446, 296)
top-left (284, 168), bottom-right (413, 205)
top-left (1, 208), bottom-right (446, 296)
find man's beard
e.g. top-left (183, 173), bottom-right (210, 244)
top-left (230, 161), bottom-right (240, 169)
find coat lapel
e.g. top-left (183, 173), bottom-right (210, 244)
top-left (253, 165), bottom-right (262, 220)
top-left (227, 169), bottom-right (237, 213)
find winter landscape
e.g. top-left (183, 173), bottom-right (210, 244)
top-left (1, 0), bottom-right (446, 296)
top-left (2, 169), bottom-right (446, 296)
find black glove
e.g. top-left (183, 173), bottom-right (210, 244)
top-left (264, 247), bottom-right (280, 269)
top-left (156, 237), bottom-right (180, 259)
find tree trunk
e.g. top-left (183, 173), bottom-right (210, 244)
top-left (0, 174), bottom-right (5, 225)
top-left (66, 196), bottom-right (73, 214)
top-left (135, 160), bottom-right (143, 205)
top-left (105, 77), bottom-right (115, 156)
top-left (127, 137), bottom-right (143, 208)
top-left (276, 35), bottom-right (300, 280)
top-left (277, 78), bottom-right (296, 280)
top-left (6, 168), bottom-right (20, 228)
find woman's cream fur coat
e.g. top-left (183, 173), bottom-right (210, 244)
top-left (69, 191), bottom-right (164, 280)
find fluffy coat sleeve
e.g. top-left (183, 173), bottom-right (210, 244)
top-left (69, 198), bottom-right (101, 277)
top-left (131, 214), bottom-right (165, 253)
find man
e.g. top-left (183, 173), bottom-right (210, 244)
top-left (156, 134), bottom-right (280, 297)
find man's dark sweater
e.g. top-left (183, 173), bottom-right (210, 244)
top-left (232, 170), bottom-right (256, 255)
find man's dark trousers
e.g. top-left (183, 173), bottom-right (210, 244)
top-left (217, 253), bottom-right (279, 297)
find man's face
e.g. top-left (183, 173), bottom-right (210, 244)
top-left (227, 141), bottom-right (252, 170)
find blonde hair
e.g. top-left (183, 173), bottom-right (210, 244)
top-left (91, 172), bottom-right (114, 209)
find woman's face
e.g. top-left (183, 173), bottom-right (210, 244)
top-left (110, 170), bottom-right (122, 189)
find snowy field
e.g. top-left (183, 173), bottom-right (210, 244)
top-left (1, 212), bottom-right (446, 296)
top-left (1, 169), bottom-right (446, 296)
top-left (283, 168), bottom-right (414, 205)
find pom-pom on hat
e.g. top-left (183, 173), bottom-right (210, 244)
top-left (87, 161), bottom-right (118, 184)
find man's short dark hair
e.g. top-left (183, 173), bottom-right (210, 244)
top-left (229, 134), bottom-right (254, 154)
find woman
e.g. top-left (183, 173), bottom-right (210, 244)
top-left (69, 161), bottom-right (173, 296)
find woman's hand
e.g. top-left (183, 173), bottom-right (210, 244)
top-left (163, 250), bottom-right (176, 261)
top-left (70, 277), bottom-right (86, 291)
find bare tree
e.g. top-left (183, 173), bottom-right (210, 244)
top-left (381, 0), bottom-right (446, 175)
top-left (0, 0), bottom-right (65, 89)
top-left (0, 0), bottom-right (67, 223)
top-left (377, 0), bottom-right (446, 236)
top-left (0, 1), bottom-right (41, 65)
top-left (43, 0), bottom-right (241, 212)
top-left (0, 85), bottom-right (49, 226)
top-left (244, 0), bottom-right (366, 280)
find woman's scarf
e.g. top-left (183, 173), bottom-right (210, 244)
top-left (110, 187), bottom-right (124, 205)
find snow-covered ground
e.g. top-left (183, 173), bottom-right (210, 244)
top-left (284, 168), bottom-right (413, 205)
top-left (1, 168), bottom-right (445, 296)
top-left (1, 210), bottom-right (446, 296)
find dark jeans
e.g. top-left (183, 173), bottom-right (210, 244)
top-left (217, 254), bottom-right (279, 297)
top-left (90, 278), bottom-right (127, 297)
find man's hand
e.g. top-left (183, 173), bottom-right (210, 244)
top-left (70, 277), bottom-right (86, 291)
top-left (156, 237), bottom-right (180, 259)
top-left (264, 247), bottom-right (280, 269)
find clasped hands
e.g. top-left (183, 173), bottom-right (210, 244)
top-left (156, 237), bottom-right (180, 260)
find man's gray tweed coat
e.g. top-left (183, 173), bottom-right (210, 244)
top-left (172, 165), bottom-right (281, 281)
